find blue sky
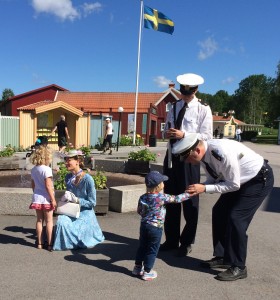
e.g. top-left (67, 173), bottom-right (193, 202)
top-left (1, 0), bottom-right (280, 97)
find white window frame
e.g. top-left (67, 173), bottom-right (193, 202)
top-left (166, 102), bottom-right (172, 112)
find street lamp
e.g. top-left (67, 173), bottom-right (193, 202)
top-left (116, 107), bottom-right (124, 151)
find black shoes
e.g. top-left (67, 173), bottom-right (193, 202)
top-left (159, 243), bottom-right (192, 257)
top-left (201, 257), bottom-right (231, 269)
top-left (176, 245), bottom-right (192, 257)
top-left (159, 242), bottom-right (178, 251)
top-left (216, 266), bottom-right (247, 281)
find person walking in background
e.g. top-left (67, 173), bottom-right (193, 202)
top-left (173, 133), bottom-right (274, 281)
top-left (51, 115), bottom-right (70, 152)
top-left (214, 128), bottom-right (219, 138)
top-left (29, 146), bottom-right (57, 251)
top-left (53, 149), bottom-right (104, 251)
top-left (132, 171), bottom-right (190, 281)
top-left (161, 73), bottom-right (213, 257)
top-left (236, 126), bottom-right (242, 142)
top-left (102, 117), bottom-right (113, 155)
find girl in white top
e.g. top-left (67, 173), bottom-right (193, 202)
top-left (29, 146), bottom-right (57, 251)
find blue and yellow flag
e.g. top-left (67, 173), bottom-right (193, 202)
top-left (144, 6), bottom-right (174, 35)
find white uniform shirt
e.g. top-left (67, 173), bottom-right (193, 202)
top-left (202, 139), bottom-right (264, 194)
top-left (164, 97), bottom-right (213, 141)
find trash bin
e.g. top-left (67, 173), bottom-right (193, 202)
top-left (149, 135), bottom-right (157, 147)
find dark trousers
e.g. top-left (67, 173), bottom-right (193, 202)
top-left (212, 164), bottom-right (274, 268)
top-left (135, 223), bottom-right (162, 272)
top-left (163, 152), bottom-right (200, 246)
top-left (102, 134), bottom-right (113, 149)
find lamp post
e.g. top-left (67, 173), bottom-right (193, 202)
top-left (117, 107), bottom-right (124, 151)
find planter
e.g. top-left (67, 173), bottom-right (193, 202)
top-left (124, 159), bottom-right (150, 175)
top-left (55, 188), bottom-right (109, 215)
top-left (0, 157), bottom-right (19, 170)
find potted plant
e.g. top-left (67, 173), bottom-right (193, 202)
top-left (125, 147), bottom-right (157, 174)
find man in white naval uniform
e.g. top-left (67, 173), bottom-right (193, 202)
top-left (161, 73), bottom-right (213, 256)
top-left (173, 134), bottom-right (274, 281)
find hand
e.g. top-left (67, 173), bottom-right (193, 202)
top-left (166, 128), bottom-right (185, 139)
top-left (186, 184), bottom-right (205, 197)
top-left (61, 191), bottom-right (79, 203)
top-left (51, 199), bottom-right (57, 209)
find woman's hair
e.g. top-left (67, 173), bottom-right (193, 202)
top-left (78, 156), bottom-right (85, 169)
top-left (31, 146), bottom-right (52, 166)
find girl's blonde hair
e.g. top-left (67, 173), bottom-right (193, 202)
top-left (31, 146), bottom-right (52, 166)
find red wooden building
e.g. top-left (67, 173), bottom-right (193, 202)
top-left (0, 83), bottom-right (180, 146)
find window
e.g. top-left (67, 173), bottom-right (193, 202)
top-left (166, 102), bottom-right (172, 112)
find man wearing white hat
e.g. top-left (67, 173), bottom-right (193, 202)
top-left (102, 118), bottom-right (113, 155)
top-left (172, 134), bottom-right (274, 281)
top-left (161, 73), bottom-right (213, 256)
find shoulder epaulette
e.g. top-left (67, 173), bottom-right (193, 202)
top-left (197, 98), bottom-right (208, 106)
top-left (211, 149), bottom-right (223, 161)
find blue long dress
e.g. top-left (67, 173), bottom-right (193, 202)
top-left (53, 173), bottom-right (105, 250)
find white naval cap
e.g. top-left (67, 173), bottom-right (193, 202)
top-left (105, 118), bottom-right (111, 121)
top-left (177, 73), bottom-right (204, 86)
top-left (172, 133), bottom-right (199, 158)
top-left (177, 73), bottom-right (204, 95)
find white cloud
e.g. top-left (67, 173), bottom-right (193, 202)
top-left (153, 76), bottom-right (172, 88)
top-left (197, 37), bottom-right (218, 60)
top-left (222, 76), bottom-right (235, 85)
top-left (31, 0), bottom-right (103, 21)
top-left (82, 2), bottom-right (102, 17)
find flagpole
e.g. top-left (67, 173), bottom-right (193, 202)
top-left (133, 0), bottom-right (144, 146)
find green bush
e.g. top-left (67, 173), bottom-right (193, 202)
top-left (0, 144), bottom-right (15, 157)
top-left (91, 169), bottom-right (107, 190)
top-left (119, 134), bottom-right (144, 146)
top-left (128, 148), bottom-right (156, 162)
top-left (54, 162), bottom-right (107, 190)
top-left (241, 131), bottom-right (258, 141)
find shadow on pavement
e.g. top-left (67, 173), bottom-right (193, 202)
top-left (157, 251), bottom-right (219, 276)
top-left (64, 231), bottom-right (138, 276)
top-left (261, 187), bottom-right (280, 213)
top-left (1, 226), bottom-right (36, 247)
top-left (63, 231), bottom-right (219, 277)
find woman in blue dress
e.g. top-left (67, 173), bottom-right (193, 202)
top-left (53, 150), bottom-right (104, 250)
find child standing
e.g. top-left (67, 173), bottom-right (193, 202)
top-left (29, 146), bottom-right (57, 251)
top-left (132, 171), bottom-right (190, 281)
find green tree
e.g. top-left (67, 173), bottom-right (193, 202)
top-left (1, 88), bottom-right (14, 101)
top-left (233, 75), bottom-right (274, 124)
top-left (268, 61), bottom-right (280, 126)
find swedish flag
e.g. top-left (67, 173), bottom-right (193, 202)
top-left (144, 6), bottom-right (174, 35)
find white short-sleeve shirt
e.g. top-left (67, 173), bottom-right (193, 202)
top-left (31, 165), bottom-right (53, 203)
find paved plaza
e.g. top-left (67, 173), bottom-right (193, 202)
top-left (0, 141), bottom-right (280, 300)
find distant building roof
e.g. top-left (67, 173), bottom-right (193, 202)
top-left (54, 91), bottom-right (165, 113)
top-left (213, 115), bottom-right (246, 125)
top-left (6, 84), bottom-right (68, 102)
